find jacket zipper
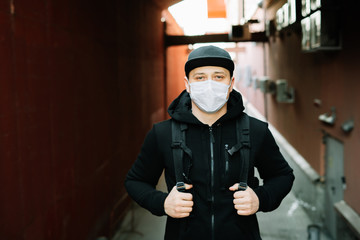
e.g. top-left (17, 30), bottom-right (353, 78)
top-left (225, 144), bottom-right (229, 173)
top-left (224, 144), bottom-right (229, 187)
top-left (209, 127), bottom-right (215, 240)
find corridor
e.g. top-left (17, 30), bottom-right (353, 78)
top-left (1, 0), bottom-right (360, 239)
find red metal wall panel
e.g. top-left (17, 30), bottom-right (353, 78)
top-left (0, 0), bottom-right (169, 239)
top-left (163, 9), bottom-right (189, 110)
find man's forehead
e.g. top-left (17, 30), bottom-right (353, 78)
top-left (190, 66), bottom-right (229, 75)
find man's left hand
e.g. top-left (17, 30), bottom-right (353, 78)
top-left (229, 183), bottom-right (259, 216)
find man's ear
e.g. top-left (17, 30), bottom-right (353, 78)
top-left (230, 77), bottom-right (235, 92)
top-left (184, 77), bottom-right (190, 93)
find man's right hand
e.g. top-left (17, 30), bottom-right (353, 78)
top-left (164, 184), bottom-right (193, 218)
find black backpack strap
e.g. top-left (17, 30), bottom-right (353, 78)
top-left (171, 120), bottom-right (190, 192)
top-left (236, 113), bottom-right (251, 191)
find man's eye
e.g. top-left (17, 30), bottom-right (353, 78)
top-left (196, 76), bottom-right (205, 80)
top-left (214, 75), bottom-right (224, 80)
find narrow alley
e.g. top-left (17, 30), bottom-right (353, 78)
top-left (1, 0), bottom-right (360, 239)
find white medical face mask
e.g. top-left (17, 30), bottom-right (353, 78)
top-left (188, 79), bottom-right (231, 113)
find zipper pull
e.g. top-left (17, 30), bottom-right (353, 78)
top-left (209, 127), bottom-right (215, 143)
top-left (225, 144), bottom-right (229, 173)
top-left (222, 144), bottom-right (230, 190)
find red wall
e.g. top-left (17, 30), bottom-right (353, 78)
top-left (163, 10), bottom-right (189, 110)
top-left (0, 0), bottom-right (172, 239)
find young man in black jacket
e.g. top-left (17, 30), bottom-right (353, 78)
top-left (125, 45), bottom-right (295, 240)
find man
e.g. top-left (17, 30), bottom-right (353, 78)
top-left (125, 45), bottom-right (294, 240)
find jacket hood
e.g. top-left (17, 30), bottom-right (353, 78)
top-left (167, 89), bottom-right (245, 125)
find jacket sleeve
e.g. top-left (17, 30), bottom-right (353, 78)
top-left (253, 125), bottom-right (295, 212)
top-left (124, 126), bottom-right (168, 216)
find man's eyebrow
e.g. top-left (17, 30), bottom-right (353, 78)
top-left (213, 71), bottom-right (227, 74)
top-left (192, 72), bottom-right (206, 76)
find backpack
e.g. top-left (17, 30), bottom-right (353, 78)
top-left (171, 113), bottom-right (251, 192)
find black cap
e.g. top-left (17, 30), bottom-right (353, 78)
top-left (185, 45), bottom-right (234, 78)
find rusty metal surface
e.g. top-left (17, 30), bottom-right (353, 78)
top-left (0, 0), bottom-right (170, 239)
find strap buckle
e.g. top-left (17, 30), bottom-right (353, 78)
top-left (242, 128), bottom-right (250, 135)
top-left (241, 141), bottom-right (251, 148)
top-left (238, 182), bottom-right (248, 191)
top-left (176, 182), bottom-right (186, 192)
top-left (171, 141), bottom-right (182, 149)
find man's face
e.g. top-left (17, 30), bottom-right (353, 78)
top-left (185, 66), bottom-right (234, 97)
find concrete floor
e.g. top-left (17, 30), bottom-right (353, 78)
top-left (113, 174), bottom-right (331, 240)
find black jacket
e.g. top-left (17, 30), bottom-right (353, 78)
top-left (125, 90), bottom-right (294, 240)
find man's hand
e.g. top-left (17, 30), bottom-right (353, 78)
top-left (229, 183), bottom-right (259, 216)
top-left (164, 184), bottom-right (193, 218)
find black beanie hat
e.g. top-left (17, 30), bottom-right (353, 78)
top-left (185, 45), bottom-right (234, 78)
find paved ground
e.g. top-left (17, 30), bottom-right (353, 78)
top-left (113, 174), bottom-right (331, 240)
top-left (257, 191), bottom-right (329, 240)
